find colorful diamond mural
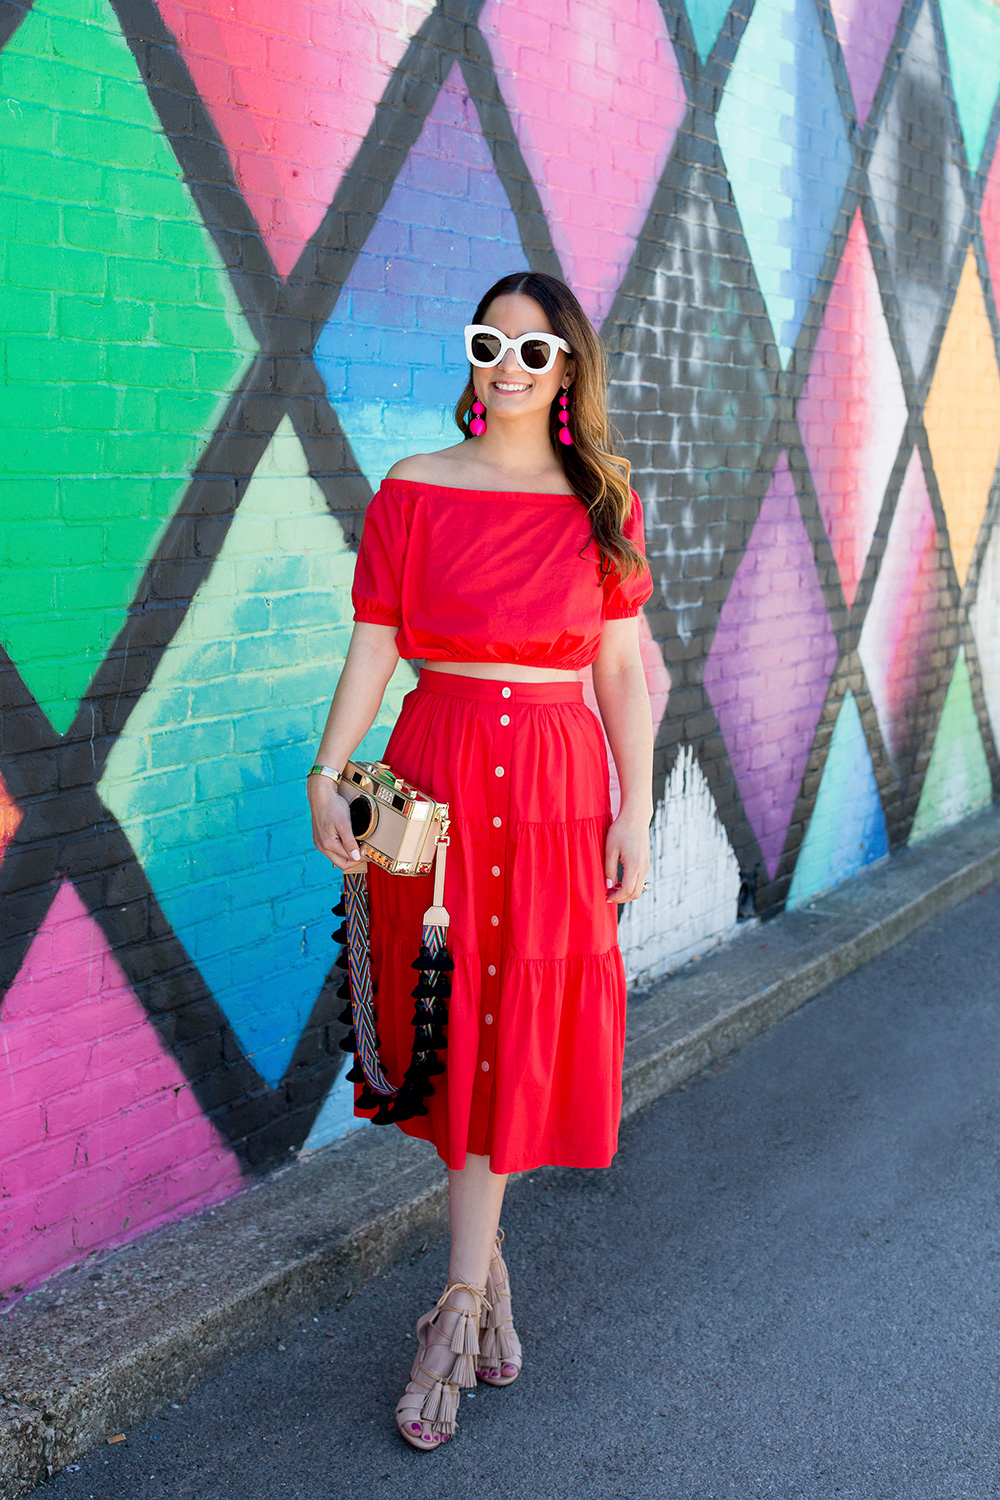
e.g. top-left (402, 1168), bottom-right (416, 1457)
top-left (686, 0), bottom-right (735, 62)
top-left (0, 0), bottom-right (998, 1295)
top-left (302, 1066), bottom-right (369, 1152)
top-left (155, 0), bottom-right (430, 278)
top-left (937, 0), bottom-right (1000, 171)
top-left (714, 0), bottom-right (853, 364)
top-left (607, 159), bottom-right (775, 645)
top-left (0, 0), bottom-right (257, 735)
top-left (481, 0), bottom-right (687, 325)
top-left (910, 647), bottom-right (992, 838)
top-left (314, 64), bottom-right (528, 490)
top-left (858, 448), bottom-right (948, 772)
top-left (703, 453), bottom-right (839, 877)
top-left (798, 208), bottom-right (909, 607)
top-left (786, 690), bottom-right (889, 908)
top-left (868, 0), bottom-right (965, 379)
top-left (0, 882), bottom-right (243, 1295)
top-left (617, 745), bottom-right (742, 981)
top-left (970, 521), bottom-right (1000, 744)
top-left (923, 247), bottom-right (1000, 588)
top-left (829, 0), bottom-right (904, 126)
top-left (98, 420), bottom-right (415, 1085)
top-left (980, 138), bottom-right (1000, 308)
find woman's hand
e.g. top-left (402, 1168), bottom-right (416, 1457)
top-left (307, 623), bottom-right (399, 871)
top-left (604, 810), bottom-right (650, 903)
top-left (308, 777), bottom-right (369, 872)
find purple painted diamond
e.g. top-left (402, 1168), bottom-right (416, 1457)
top-left (703, 454), bottom-right (839, 879)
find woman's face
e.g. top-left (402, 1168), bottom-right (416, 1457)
top-left (472, 293), bottom-right (573, 422)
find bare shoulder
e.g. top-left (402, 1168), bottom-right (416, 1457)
top-left (383, 454), bottom-right (434, 482)
top-left (384, 444), bottom-right (468, 484)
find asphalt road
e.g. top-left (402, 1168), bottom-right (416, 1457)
top-left (42, 877), bottom-right (1000, 1500)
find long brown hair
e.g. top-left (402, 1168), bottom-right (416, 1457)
top-left (454, 272), bottom-right (645, 580)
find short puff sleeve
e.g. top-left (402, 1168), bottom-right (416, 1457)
top-left (351, 481), bottom-right (412, 627)
top-left (602, 490), bottom-right (653, 620)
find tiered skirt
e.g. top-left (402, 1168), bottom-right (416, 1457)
top-left (357, 670), bottom-right (627, 1173)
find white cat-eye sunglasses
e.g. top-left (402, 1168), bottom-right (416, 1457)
top-left (464, 324), bottom-right (572, 376)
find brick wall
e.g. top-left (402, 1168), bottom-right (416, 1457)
top-left (2, 0), bottom-right (1000, 1296)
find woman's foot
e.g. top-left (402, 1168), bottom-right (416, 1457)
top-left (395, 1281), bottom-right (487, 1450)
top-left (477, 1230), bottom-right (522, 1386)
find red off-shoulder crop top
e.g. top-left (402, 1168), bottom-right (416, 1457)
top-left (351, 477), bottom-right (652, 671)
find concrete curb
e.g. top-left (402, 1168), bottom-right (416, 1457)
top-left (3, 803), bottom-right (1000, 1498)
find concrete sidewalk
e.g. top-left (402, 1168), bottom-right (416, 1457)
top-left (3, 804), bottom-right (1000, 1498)
top-left (34, 863), bottom-right (1000, 1500)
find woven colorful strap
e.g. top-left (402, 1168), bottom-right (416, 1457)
top-left (423, 921), bottom-right (448, 966)
top-left (343, 869), bottom-right (395, 1096)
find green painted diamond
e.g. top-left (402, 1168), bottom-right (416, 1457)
top-left (0, 0), bottom-right (257, 732)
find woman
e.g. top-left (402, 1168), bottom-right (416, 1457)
top-left (307, 271), bottom-right (653, 1450)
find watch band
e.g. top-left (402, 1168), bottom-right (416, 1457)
top-left (307, 763), bottom-right (342, 783)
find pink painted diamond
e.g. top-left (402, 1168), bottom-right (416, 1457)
top-left (481, 0), bottom-right (687, 325)
top-left (798, 208), bottom-right (908, 608)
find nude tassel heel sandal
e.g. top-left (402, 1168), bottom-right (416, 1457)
top-left (477, 1230), bottom-right (523, 1386)
top-left (395, 1281), bottom-right (489, 1450)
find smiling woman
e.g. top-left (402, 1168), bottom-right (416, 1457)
top-left (306, 271), bottom-right (653, 1451)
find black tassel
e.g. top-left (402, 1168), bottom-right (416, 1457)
top-left (410, 1063), bottom-right (437, 1098)
top-left (410, 944), bottom-right (456, 973)
top-left (386, 1089), bottom-right (429, 1123)
top-left (337, 1002), bottom-right (353, 1026)
top-left (336, 920), bottom-right (450, 1127)
top-left (331, 897), bottom-right (346, 917)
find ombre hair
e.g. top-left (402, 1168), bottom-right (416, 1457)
top-left (454, 272), bottom-right (646, 580)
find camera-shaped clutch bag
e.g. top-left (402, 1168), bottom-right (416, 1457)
top-left (338, 760), bottom-right (450, 877)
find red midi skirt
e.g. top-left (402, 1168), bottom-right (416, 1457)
top-left (355, 670), bottom-right (627, 1173)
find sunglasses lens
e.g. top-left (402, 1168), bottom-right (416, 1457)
top-left (519, 338), bottom-right (553, 370)
top-left (470, 331), bottom-right (502, 365)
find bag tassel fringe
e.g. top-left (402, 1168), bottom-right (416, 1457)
top-left (335, 825), bottom-right (453, 1125)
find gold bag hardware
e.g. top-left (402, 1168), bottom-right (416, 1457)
top-left (338, 760), bottom-right (450, 879)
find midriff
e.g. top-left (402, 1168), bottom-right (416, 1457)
top-left (422, 661), bottom-right (581, 684)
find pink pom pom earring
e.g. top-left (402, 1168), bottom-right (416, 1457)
top-left (557, 390), bottom-right (573, 446)
top-left (469, 399), bottom-right (487, 436)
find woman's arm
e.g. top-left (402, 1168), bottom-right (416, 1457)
top-left (308, 622), bottom-right (400, 871)
top-left (591, 616), bottom-right (654, 903)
